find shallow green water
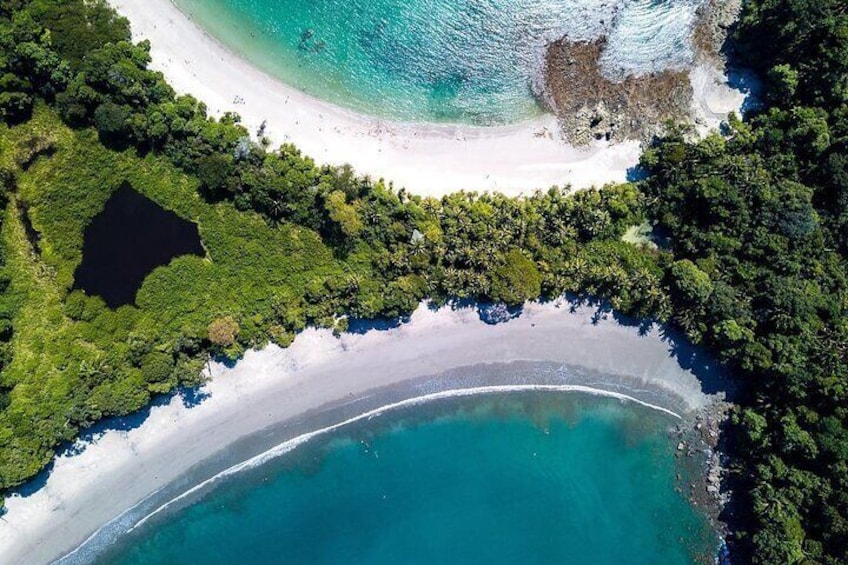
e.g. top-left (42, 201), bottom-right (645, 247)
top-left (97, 393), bottom-right (717, 564)
top-left (174, 0), bottom-right (703, 124)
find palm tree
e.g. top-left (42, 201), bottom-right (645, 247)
top-left (564, 257), bottom-right (588, 278)
top-left (79, 356), bottom-right (111, 385)
top-left (269, 198), bottom-right (286, 221)
top-left (409, 237), bottom-right (427, 257)
top-left (456, 214), bottom-right (472, 235)
top-left (491, 229), bottom-right (511, 249)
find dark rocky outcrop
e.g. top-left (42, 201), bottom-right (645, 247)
top-left (542, 37), bottom-right (693, 145)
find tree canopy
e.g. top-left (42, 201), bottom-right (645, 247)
top-left (0, 1), bottom-right (846, 563)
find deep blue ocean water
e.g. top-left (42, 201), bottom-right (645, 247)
top-left (96, 392), bottom-right (717, 564)
top-left (173, 0), bottom-right (704, 124)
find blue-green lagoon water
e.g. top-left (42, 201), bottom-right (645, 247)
top-left (174, 0), bottom-right (705, 124)
top-left (94, 392), bottom-right (717, 564)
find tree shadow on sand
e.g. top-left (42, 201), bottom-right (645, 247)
top-left (7, 387), bottom-right (212, 503)
top-left (561, 293), bottom-right (736, 399)
top-left (7, 293), bottom-right (736, 506)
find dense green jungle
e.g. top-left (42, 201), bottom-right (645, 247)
top-left (1, 1), bottom-right (847, 562)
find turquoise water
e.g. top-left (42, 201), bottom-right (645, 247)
top-left (174, 0), bottom-right (704, 124)
top-left (96, 393), bottom-right (717, 564)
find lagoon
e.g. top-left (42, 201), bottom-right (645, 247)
top-left (73, 184), bottom-right (204, 308)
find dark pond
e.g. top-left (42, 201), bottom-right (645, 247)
top-left (73, 183), bottom-right (204, 308)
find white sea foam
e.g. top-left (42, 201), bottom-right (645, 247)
top-left (602, 0), bottom-right (704, 78)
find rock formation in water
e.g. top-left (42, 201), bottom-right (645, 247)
top-left (542, 37), bottom-right (692, 145)
top-left (542, 0), bottom-right (741, 145)
top-left (692, 0), bottom-right (743, 63)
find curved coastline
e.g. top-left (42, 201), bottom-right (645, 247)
top-left (130, 385), bottom-right (683, 530)
top-left (0, 299), bottom-right (728, 564)
top-left (105, 0), bottom-right (746, 196)
top-left (61, 385), bottom-right (684, 564)
top-left (107, 0), bottom-right (642, 195)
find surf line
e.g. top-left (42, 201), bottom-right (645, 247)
top-left (59, 384), bottom-right (681, 562)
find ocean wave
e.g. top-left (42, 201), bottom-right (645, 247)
top-left (58, 384), bottom-right (679, 564)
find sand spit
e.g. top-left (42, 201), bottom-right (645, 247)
top-left (0, 300), bottom-right (729, 564)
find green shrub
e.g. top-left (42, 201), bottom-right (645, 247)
top-left (490, 249), bottom-right (542, 306)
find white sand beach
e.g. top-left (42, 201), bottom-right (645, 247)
top-left (690, 62), bottom-right (753, 135)
top-left (0, 300), bottom-right (727, 564)
top-left (106, 0), bottom-right (745, 196)
top-left (0, 6), bottom-right (742, 560)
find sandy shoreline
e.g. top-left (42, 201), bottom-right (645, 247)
top-left (0, 300), bottom-right (729, 564)
top-left (62, 384), bottom-right (684, 563)
top-left (106, 0), bottom-right (746, 196)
